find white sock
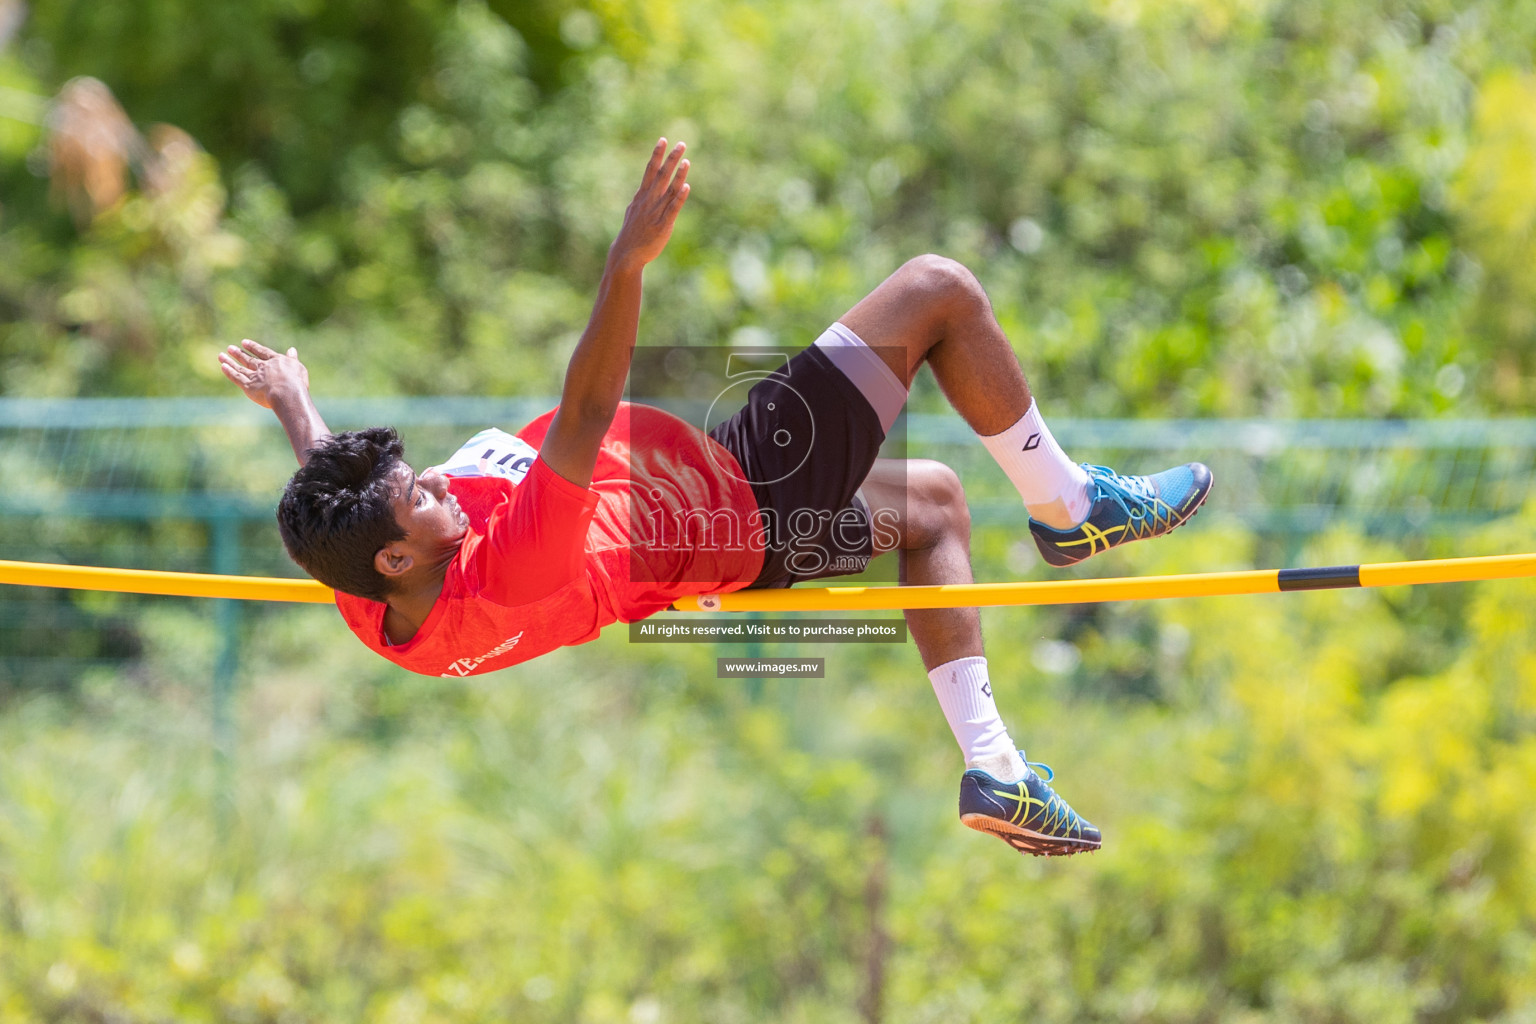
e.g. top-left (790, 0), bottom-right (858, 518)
top-left (979, 400), bottom-right (1091, 529)
top-left (926, 656), bottom-right (1026, 782)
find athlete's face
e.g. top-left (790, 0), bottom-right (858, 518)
top-left (390, 463), bottom-right (470, 554)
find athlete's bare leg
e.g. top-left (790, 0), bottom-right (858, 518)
top-left (837, 254), bottom-right (1034, 436)
top-left (840, 254), bottom-right (1211, 581)
top-left (857, 458), bottom-right (980, 671)
top-left (836, 255), bottom-right (1039, 668)
top-left (836, 254), bottom-right (1095, 532)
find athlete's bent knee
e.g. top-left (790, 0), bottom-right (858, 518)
top-left (900, 254), bottom-right (985, 308)
top-left (913, 459), bottom-right (970, 531)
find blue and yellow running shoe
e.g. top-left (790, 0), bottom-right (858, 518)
top-left (959, 759), bottom-right (1101, 857)
top-left (1029, 462), bottom-right (1213, 568)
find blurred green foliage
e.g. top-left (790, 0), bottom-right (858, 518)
top-left (5, 0), bottom-right (1536, 411)
top-left (2, 0), bottom-right (1535, 1020)
top-left (2, 515), bottom-right (1534, 1022)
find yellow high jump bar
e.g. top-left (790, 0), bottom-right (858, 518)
top-left (0, 560), bottom-right (334, 603)
top-left (1, 553), bottom-right (1533, 610)
top-left (672, 552), bottom-right (1536, 612)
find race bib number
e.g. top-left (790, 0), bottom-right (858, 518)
top-left (432, 428), bottom-right (539, 484)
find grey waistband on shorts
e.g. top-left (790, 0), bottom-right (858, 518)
top-left (812, 322), bottom-right (909, 435)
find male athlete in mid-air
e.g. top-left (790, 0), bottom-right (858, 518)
top-left (220, 139), bottom-right (1212, 857)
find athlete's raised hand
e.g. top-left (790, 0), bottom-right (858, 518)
top-left (609, 138), bottom-right (690, 271)
top-left (218, 339), bottom-right (311, 410)
top-left (218, 339), bottom-right (332, 466)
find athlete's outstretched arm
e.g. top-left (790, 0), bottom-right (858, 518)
top-left (218, 339), bottom-right (331, 467)
top-left (539, 137), bottom-right (690, 488)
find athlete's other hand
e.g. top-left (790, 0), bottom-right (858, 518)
top-left (218, 339), bottom-right (310, 410)
top-left (610, 138), bottom-right (689, 271)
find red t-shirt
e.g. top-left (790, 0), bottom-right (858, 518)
top-left (334, 403), bottom-right (764, 676)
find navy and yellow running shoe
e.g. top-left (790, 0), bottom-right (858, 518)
top-left (959, 759), bottom-right (1101, 857)
top-left (1029, 462), bottom-right (1213, 568)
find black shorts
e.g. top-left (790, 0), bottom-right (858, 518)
top-left (708, 344), bottom-right (888, 588)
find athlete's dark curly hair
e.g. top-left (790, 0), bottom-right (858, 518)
top-left (276, 427), bottom-right (408, 602)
